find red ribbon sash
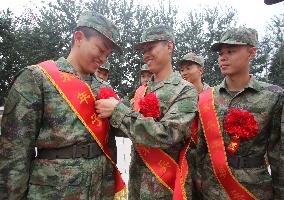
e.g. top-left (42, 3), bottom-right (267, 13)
top-left (198, 87), bottom-right (257, 200)
top-left (37, 60), bottom-right (126, 199)
top-left (134, 85), bottom-right (196, 200)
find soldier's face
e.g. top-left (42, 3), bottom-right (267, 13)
top-left (218, 45), bottom-right (256, 76)
top-left (140, 71), bottom-right (152, 86)
top-left (75, 32), bottom-right (113, 74)
top-left (180, 62), bottom-right (203, 84)
top-left (142, 41), bottom-right (172, 73)
top-left (95, 68), bottom-right (109, 81)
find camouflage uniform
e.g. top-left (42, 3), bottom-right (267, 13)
top-left (196, 27), bottom-right (284, 200)
top-left (111, 25), bottom-right (198, 199)
top-left (128, 64), bottom-right (151, 101)
top-left (0, 11), bottom-right (121, 200)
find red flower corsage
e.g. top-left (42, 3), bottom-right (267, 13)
top-left (224, 109), bottom-right (259, 155)
top-left (139, 93), bottom-right (160, 118)
top-left (97, 88), bottom-right (120, 100)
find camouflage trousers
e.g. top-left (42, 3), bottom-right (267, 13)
top-left (26, 155), bottom-right (115, 200)
top-left (128, 149), bottom-right (192, 200)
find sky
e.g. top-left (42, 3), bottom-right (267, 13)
top-left (1, 0), bottom-right (283, 38)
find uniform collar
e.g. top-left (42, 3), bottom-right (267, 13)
top-left (219, 75), bottom-right (262, 93)
top-left (55, 57), bottom-right (78, 74)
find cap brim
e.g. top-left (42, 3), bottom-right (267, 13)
top-left (99, 67), bottom-right (109, 72)
top-left (177, 60), bottom-right (203, 67)
top-left (134, 40), bottom-right (168, 50)
top-left (110, 40), bottom-right (123, 54)
top-left (211, 41), bottom-right (248, 52)
top-left (95, 29), bottom-right (123, 54)
top-left (140, 69), bottom-right (150, 72)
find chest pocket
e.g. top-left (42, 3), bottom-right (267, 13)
top-left (155, 89), bottom-right (174, 117)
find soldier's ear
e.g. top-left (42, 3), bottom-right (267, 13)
top-left (167, 41), bottom-right (174, 55)
top-left (200, 66), bottom-right (205, 74)
top-left (248, 46), bottom-right (257, 61)
top-left (73, 31), bottom-right (85, 47)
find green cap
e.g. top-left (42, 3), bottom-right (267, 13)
top-left (99, 62), bottom-right (110, 72)
top-left (77, 11), bottom-right (122, 53)
top-left (211, 27), bottom-right (258, 52)
top-left (140, 64), bottom-right (149, 72)
top-left (135, 24), bottom-right (175, 50)
top-left (178, 52), bottom-right (204, 67)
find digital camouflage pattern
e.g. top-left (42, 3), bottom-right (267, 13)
top-left (99, 62), bottom-right (111, 72)
top-left (0, 57), bottom-right (118, 199)
top-left (78, 11), bottom-right (122, 53)
top-left (135, 24), bottom-right (175, 49)
top-left (196, 77), bottom-right (284, 200)
top-left (211, 27), bottom-right (258, 51)
top-left (110, 72), bottom-right (198, 199)
top-left (178, 52), bottom-right (205, 67)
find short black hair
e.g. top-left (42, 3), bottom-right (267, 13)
top-left (71, 26), bottom-right (101, 47)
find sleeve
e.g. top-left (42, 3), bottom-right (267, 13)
top-left (109, 85), bottom-right (198, 149)
top-left (267, 92), bottom-right (284, 200)
top-left (0, 68), bottom-right (43, 199)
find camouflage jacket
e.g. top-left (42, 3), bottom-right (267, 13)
top-left (196, 77), bottom-right (284, 200)
top-left (110, 72), bottom-right (198, 199)
top-left (0, 57), bottom-right (117, 200)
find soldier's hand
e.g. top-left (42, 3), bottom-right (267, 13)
top-left (95, 97), bottom-right (119, 118)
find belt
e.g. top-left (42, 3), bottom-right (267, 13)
top-left (37, 142), bottom-right (103, 159)
top-left (227, 154), bottom-right (265, 169)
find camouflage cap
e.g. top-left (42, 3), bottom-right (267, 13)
top-left (140, 64), bottom-right (149, 72)
top-left (77, 11), bottom-right (122, 53)
top-left (99, 62), bottom-right (110, 72)
top-left (135, 24), bottom-right (175, 50)
top-left (211, 27), bottom-right (258, 52)
top-left (178, 52), bottom-right (204, 67)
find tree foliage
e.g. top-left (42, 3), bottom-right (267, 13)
top-left (267, 14), bottom-right (284, 87)
top-left (0, 0), bottom-right (282, 105)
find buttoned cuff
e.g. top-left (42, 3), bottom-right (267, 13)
top-left (110, 101), bottom-right (131, 128)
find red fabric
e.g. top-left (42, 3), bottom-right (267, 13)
top-left (139, 92), bottom-right (160, 118)
top-left (97, 88), bottom-right (120, 100)
top-left (224, 109), bottom-right (259, 139)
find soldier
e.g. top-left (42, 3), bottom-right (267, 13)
top-left (0, 11), bottom-right (125, 199)
top-left (95, 62), bottom-right (110, 81)
top-left (95, 25), bottom-right (198, 199)
top-left (196, 27), bottom-right (283, 200)
top-left (178, 52), bottom-right (211, 200)
top-left (128, 64), bottom-right (152, 102)
top-left (178, 52), bottom-right (210, 93)
top-left (139, 64), bottom-right (152, 86)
